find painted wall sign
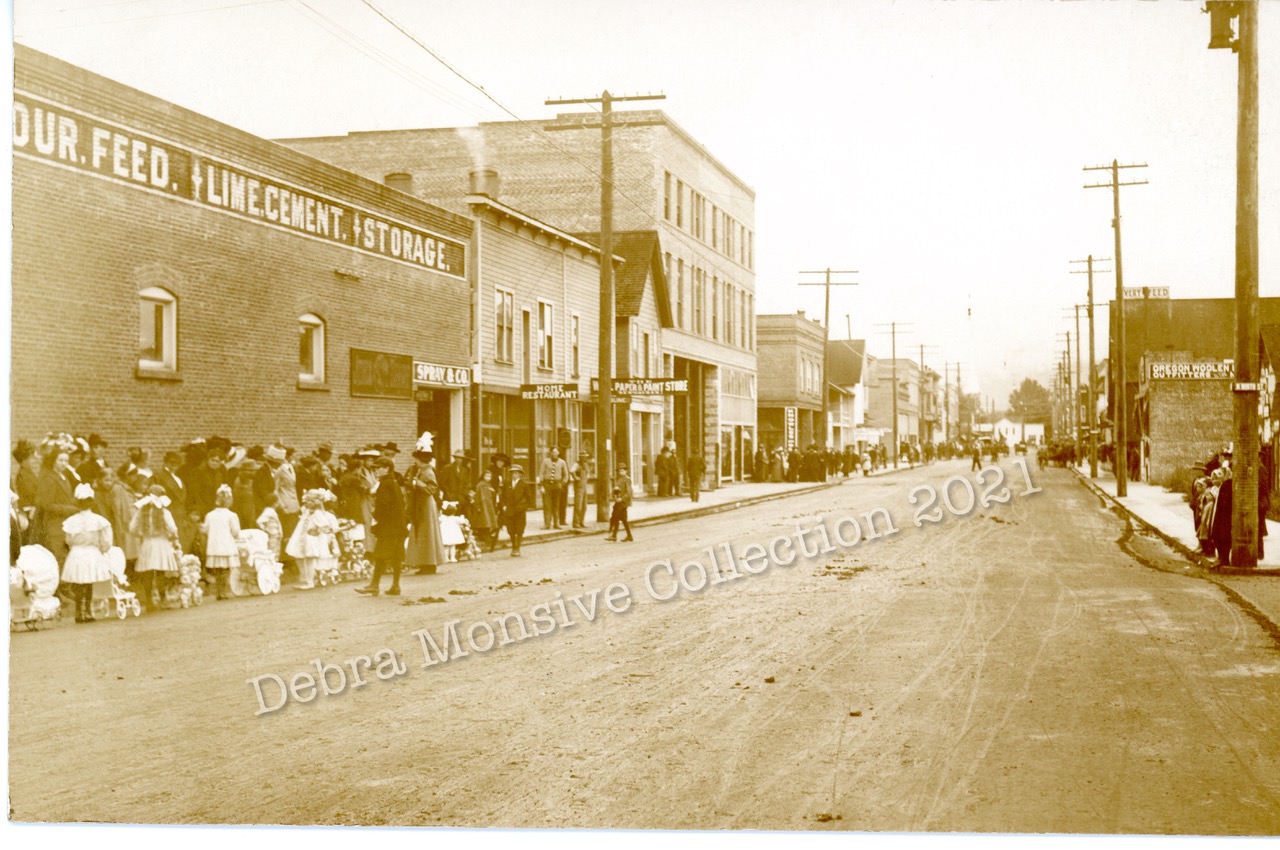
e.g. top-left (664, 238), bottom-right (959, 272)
top-left (413, 360), bottom-right (470, 388)
top-left (12, 91), bottom-right (467, 277)
top-left (1149, 361), bottom-right (1233, 380)
top-left (350, 349), bottom-right (413, 399)
top-left (591, 378), bottom-right (690, 396)
top-left (1123, 286), bottom-right (1169, 299)
top-left (520, 383), bottom-right (579, 400)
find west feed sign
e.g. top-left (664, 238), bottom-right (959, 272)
top-left (13, 92), bottom-right (466, 277)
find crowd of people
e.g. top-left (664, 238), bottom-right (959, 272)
top-left (8, 430), bottom-right (514, 617)
top-left (1189, 449), bottom-right (1271, 567)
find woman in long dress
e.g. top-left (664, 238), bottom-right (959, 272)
top-left (406, 440), bottom-right (445, 575)
top-left (61, 484), bottom-right (113, 623)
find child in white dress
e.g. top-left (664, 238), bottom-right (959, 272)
top-left (439, 501), bottom-right (465, 563)
top-left (62, 483), bottom-right (114, 623)
top-left (130, 484), bottom-right (179, 611)
top-left (285, 489), bottom-right (339, 590)
top-left (256, 492), bottom-right (283, 560)
top-left (202, 484), bottom-right (241, 600)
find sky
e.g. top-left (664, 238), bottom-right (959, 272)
top-left (10, 0), bottom-right (1280, 409)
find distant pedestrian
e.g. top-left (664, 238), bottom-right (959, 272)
top-left (571, 452), bottom-right (591, 528)
top-left (686, 453), bottom-right (706, 502)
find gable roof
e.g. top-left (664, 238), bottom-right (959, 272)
top-left (574, 230), bottom-right (672, 327)
top-left (828, 339), bottom-right (867, 385)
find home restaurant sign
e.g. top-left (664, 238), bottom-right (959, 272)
top-left (13, 92), bottom-right (466, 278)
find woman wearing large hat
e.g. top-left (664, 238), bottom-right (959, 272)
top-left (405, 432), bottom-right (445, 575)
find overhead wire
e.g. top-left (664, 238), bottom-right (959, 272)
top-left (354, 0), bottom-right (758, 285)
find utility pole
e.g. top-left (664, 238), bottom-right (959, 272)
top-left (1207, 0), bottom-right (1261, 567)
top-left (1085, 159), bottom-right (1147, 497)
top-left (799, 269), bottom-right (858, 449)
top-left (1072, 256), bottom-right (1112, 479)
top-left (546, 90), bottom-right (665, 522)
top-left (875, 322), bottom-right (912, 468)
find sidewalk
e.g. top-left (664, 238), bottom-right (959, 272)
top-left (1072, 464), bottom-right (1280, 637)
top-left (516, 460), bottom-right (920, 545)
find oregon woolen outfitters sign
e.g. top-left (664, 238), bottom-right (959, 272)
top-left (13, 91), bottom-right (466, 277)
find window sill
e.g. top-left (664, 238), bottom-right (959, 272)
top-left (297, 379), bottom-right (330, 392)
top-left (135, 365), bottom-right (181, 382)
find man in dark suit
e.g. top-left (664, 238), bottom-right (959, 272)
top-left (357, 457), bottom-right (408, 596)
top-left (686, 453), bottom-right (706, 503)
top-left (501, 465), bottom-right (534, 557)
top-left (153, 451), bottom-right (193, 552)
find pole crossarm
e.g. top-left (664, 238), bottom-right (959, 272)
top-left (799, 269), bottom-right (859, 450)
top-left (545, 89), bottom-right (666, 521)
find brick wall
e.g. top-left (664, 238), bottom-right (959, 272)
top-left (12, 47), bottom-right (472, 462)
top-left (1148, 379), bottom-right (1232, 492)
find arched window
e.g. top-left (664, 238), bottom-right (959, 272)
top-left (299, 313), bottom-right (325, 383)
top-left (138, 287), bottom-right (177, 371)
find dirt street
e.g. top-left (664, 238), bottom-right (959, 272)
top-left (9, 460), bottom-right (1280, 834)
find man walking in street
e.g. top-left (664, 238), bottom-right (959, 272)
top-left (605, 463), bottom-right (634, 542)
top-left (501, 465), bottom-right (534, 556)
top-left (539, 447), bottom-right (568, 529)
top-left (686, 453), bottom-right (706, 503)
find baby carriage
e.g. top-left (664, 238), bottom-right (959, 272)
top-left (231, 529), bottom-right (283, 596)
top-left (90, 546), bottom-right (142, 620)
top-left (10, 544), bottom-right (62, 630)
top-left (335, 519), bottom-right (374, 582)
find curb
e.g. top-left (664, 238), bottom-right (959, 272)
top-left (513, 462), bottom-right (921, 548)
top-left (1072, 468), bottom-right (1280, 636)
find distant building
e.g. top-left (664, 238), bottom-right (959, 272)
top-left (757, 312), bottom-right (826, 451)
top-left (282, 111), bottom-right (758, 485)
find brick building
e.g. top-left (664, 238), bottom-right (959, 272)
top-left (11, 45), bottom-right (473, 458)
top-left (281, 111), bottom-right (757, 486)
top-left (756, 312), bottom-right (826, 452)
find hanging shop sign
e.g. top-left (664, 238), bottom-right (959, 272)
top-left (350, 349), bottom-right (413, 399)
top-left (12, 91), bottom-right (466, 277)
top-left (1149, 361), bottom-right (1233, 380)
top-left (590, 378), bottom-right (689, 396)
top-left (520, 383), bottom-right (579, 401)
top-left (413, 360), bottom-right (471, 388)
top-left (785, 406), bottom-right (798, 450)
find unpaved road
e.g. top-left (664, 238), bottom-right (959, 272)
top-left (9, 460), bottom-right (1280, 833)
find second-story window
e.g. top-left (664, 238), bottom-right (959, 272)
top-left (495, 288), bottom-right (514, 362)
top-left (538, 300), bottom-right (554, 369)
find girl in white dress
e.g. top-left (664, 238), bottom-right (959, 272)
top-left (130, 484), bottom-right (179, 611)
top-left (439, 501), bottom-right (465, 563)
top-left (62, 483), bottom-right (113, 623)
top-left (285, 489), bottom-right (338, 590)
top-left (202, 484), bottom-right (241, 600)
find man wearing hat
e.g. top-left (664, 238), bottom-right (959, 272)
top-left (440, 449), bottom-right (473, 507)
top-left (357, 457), bottom-right (408, 596)
top-left (500, 464), bottom-right (534, 556)
top-left (313, 441), bottom-right (338, 487)
top-left (539, 447), bottom-right (569, 530)
top-left (571, 451), bottom-right (592, 529)
top-left (605, 463), bottom-right (634, 542)
top-left (154, 450), bottom-right (194, 551)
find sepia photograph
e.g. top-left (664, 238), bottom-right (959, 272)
top-left (5, 1), bottom-right (1280, 847)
